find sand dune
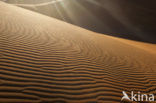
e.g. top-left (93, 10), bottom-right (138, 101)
top-left (5, 0), bottom-right (156, 43)
top-left (0, 1), bottom-right (156, 103)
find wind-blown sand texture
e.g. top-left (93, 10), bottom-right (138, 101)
top-left (0, 1), bottom-right (156, 103)
top-left (6, 0), bottom-right (156, 43)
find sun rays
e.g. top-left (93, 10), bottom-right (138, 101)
top-left (4, 0), bottom-right (151, 42)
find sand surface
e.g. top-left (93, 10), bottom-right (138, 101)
top-left (0, 1), bottom-right (156, 103)
top-left (6, 0), bottom-right (156, 43)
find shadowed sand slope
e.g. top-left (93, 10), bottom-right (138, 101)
top-left (0, 1), bottom-right (156, 103)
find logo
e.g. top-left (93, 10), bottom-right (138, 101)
top-left (121, 91), bottom-right (155, 102)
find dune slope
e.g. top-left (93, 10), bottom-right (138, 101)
top-left (0, 1), bottom-right (156, 103)
top-left (5, 0), bottom-right (156, 43)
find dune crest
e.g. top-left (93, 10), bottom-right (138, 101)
top-left (0, 1), bottom-right (156, 103)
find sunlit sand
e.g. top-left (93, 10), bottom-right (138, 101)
top-left (0, 1), bottom-right (156, 103)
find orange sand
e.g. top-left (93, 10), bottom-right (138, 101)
top-left (0, 1), bottom-right (156, 103)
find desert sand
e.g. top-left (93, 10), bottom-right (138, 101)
top-left (0, 1), bottom-right (156, 103)
top-left (7, 0), bottom-right (156, 43)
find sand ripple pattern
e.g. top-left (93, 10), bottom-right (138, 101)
top-left (0, 2), bottom-right (156, 103)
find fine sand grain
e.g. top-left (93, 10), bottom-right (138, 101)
top-left (0, 1), bottom-right (156, 103)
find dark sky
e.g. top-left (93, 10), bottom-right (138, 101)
top-left (61, 0), bottom-right (156, 43)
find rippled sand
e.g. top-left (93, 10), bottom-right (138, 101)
top-left (0, 2), bottom-right (156, 103)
